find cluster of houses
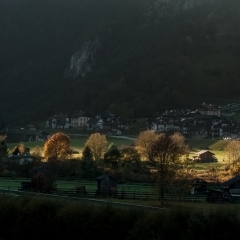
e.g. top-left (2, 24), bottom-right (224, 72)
top-left (45, 102), bottom-right (240, 139)
top-left (147, 102), bottom-right (240, 139)
top-left (45, 110), bottom-right (134, 136)
top-left (1, 102), bottom-right (240, 143)
top-left (2, 146), bottom-right (36, 167)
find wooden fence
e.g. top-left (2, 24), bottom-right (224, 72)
top-left (17, 187), bottom-right (207, 202)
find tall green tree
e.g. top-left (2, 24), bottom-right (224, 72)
top-left (104, 143), bottom-right (121, 168)
top-left (81, 145), bottom-right (95, 174)
top-left (82, 146), bottom-right (94, 161)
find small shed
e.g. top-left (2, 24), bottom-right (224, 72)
top-left (96, 174), bottom-right (119, 196)
top-left (192, 150), bottom-right (217, 162)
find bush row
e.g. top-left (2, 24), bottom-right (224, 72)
top-left (0, 195), bottom-right (240, 240)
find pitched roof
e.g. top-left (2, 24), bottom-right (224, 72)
top-left (48, 114), bottom-right (70, 120)
top-left (197, 103), bottom-right (220, 110)
top-left (193, 115), bottom-right (220, 120)
top-left (72, 111), bottom-right (94, 118)
top-left (87, 118), bottom-right (102, 124)
top-left (221, 176), bottom-right (240, 188)
top-left (96, 174), bottom-right (119, 182)
top-left (196, 150), bottom-right (215, 155)
top-left (229, 189), bottom-right (240, 195)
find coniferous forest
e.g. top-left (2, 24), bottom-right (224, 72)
top-left (0, 0), bottom-right (240, 125)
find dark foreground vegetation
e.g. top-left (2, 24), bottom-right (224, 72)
top-left (0, 195), bottom-right (240, 240)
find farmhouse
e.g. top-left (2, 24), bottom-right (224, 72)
top-left (28, 131), bottom-right (51, 141)
top-left (192, 150), bottom-right (217, 162)
top-left (3, 147), bottom-right (37, 165)
top-left (3, 154), bottom-right (35, 165)
top-left (221, 176), bottom-right (240, 191)
top-left (196, 102), bottom-right (220, 117)
top-left (71, 111), bottom-right (94, 128)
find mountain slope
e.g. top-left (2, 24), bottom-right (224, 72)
top-left (0, 0), bottom-right (240, 125)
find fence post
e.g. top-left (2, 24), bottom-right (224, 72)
top-left (121, 189), bottom-right (125, 199)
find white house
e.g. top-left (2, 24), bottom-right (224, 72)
top-left (71, 111), bottom-right (94, 128)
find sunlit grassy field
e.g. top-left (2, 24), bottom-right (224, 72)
top-left (6, 135), bottom-right (231, 166)
top-left (7, 135), bottom-right (135, 158)
top-left (5, 135), bottom-right (232, 182)
top-left (188, 138), bottom-right (229, 162)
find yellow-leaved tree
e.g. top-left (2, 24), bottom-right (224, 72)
top-left (224, 140), bottom-right (240, 176)
top-left (152, 132), bottom-right (189, 206)
top-left (43, 132), bottom-right (70, 161)
top-left (85, 133), bottom-right (107, 161)
top-left (135, 130), bottom-right (158, 162)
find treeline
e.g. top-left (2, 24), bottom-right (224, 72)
top-left (0, 194), bottom-right (240, 240)
top-left (0, 132), bottom-right (153, 182)
top-left (0, 0), bottom-right (240, 124)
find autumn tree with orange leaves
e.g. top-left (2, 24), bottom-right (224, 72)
top-left (43, 132), bottom-right (70, 161)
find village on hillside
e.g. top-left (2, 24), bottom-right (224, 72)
top-left (1, 103), bottom-right (240, 204)
top-left (1, 102), bottom-right (240, 143)
top-left (44, 102), bottom-right (240, 139)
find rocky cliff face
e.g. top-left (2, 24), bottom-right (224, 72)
top-left (64, 36), bottom-right (101, 79)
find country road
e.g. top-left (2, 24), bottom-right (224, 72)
top-left (68, 133), bottom-right (136, 141)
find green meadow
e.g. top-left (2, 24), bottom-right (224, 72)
top-left (0, 177), bottom-right (155, 192)
top-left (7, 135), bottom-right (135, 156)
top-left (5, 134), bottom-right (233, 184)
top-left (6, 134), bottom-right (231, 165)
top-left (0, 136), bottom-right (234, 194)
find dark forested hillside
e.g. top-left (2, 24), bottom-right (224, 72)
top-left (0, 0), bottom-right (240, 125)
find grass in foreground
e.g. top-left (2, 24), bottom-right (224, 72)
top-left (1, 194), bottom-right (240, 240)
